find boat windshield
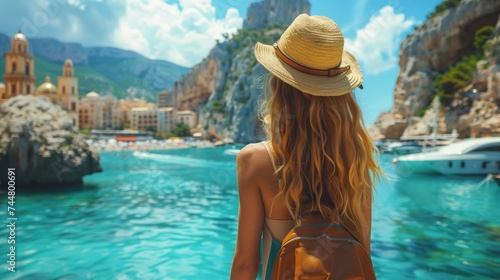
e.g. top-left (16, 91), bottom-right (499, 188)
top-left (438, 138), bottom-right (500, 154)
top-left (471, 145), bottom-right (500, 152)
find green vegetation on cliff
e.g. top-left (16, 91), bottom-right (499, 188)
top-left (427, 0), bottom-right (462, 19)
top-left (433, 55), bottom-right (480, 103)
top-left (205, 24), bottom-right (287, 122)
top-left (433, 25), bottom-right (496, 105)
top-left (474, 26), bottom-right (496, 51)
top-left (225, 24), bottom-right (287, 56)
top-left (411, 0), bottom-right (463, 34)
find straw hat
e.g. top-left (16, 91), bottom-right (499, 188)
top-left (255, 14), bottom-right (363, 96)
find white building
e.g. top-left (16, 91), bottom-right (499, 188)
top-left (157, 107), bottom-right (176, 132)
top-left (131, 107), bottom-right (158, 131)
top-left (119, 99), bottom-right (156, 128)
top-left (79, 92), bottom-right (121, 130)
top-left (176, 110), bottom-right (197, 129)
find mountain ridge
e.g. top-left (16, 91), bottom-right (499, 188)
top-left (0, 32), bottom-right (190, 101)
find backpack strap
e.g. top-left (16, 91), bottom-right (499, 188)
top-left (341, 223), bottom-right (367, 250)
top-left (300, 212), bottom-right (368, 252)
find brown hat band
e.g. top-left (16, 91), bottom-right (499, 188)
top-left (273, 43), bottom-right (350, 77)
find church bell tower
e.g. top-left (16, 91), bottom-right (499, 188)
top-left (58, 59), bottom-right (79, 129)
top-left (2, 30), bottom-right (36, 103)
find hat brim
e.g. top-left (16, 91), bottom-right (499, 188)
top-left (254, 42), bottom-right (363, 96)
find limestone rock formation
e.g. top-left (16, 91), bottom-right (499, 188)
top-left (244, 0), bottom-right (311, 30)
top-left (0, 95), bottom-right (102, 187)
top-left (168, 48), bottom-right (228, 112)
top-left (370, 0), bottom-right (500, 140)
top-left (165, 0), bottom-right (310, 143)
top-left (166, 32), bottom-right (279, 143)
top-left (368, 111), bottom-right (408, 141)
top-left (198, 47), bottom-right (270, 142)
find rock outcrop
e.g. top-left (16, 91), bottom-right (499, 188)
top-left (370, 0), bottom-right (500, 140)
top-left (244, 0), bottom-right (311, 29)
top-left (0, 95), bottom-right (102, 187)
top-left (166, 0), bottom-right (310, 143)
top-left (167, 31), bottom-right (280, 143)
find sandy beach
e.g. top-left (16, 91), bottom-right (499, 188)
top-left (87, 138), bottom-right (217, 152)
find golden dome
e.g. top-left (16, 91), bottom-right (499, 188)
top-left (86, 92), bottom-right (100, 98)
top-left (36, 76), bottom-right (59, 95)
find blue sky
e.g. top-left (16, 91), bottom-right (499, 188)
top-left (0, 0), bottom-right (443, 125)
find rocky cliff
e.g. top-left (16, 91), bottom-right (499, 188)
top-left (0, 95), bottom-right (102, 187)
top-left (166, 0), bottom-right (310, 143)
top-left (244, 0), bottom-right (311, 29)
top-left (370, 0), bottom-right (500, 140)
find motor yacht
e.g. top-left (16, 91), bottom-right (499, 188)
top-left (395, 137), bottom-right (500, 175)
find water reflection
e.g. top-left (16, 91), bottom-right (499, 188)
top-left (373, 174), bottom-right (500, 279)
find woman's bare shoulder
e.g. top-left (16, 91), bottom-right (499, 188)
top-left (237, 143), bottom-right (266, 161)
top-left (236, 142), bottom-right (269, 171)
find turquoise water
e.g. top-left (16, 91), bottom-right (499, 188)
top-left (1, 147), bottom-right (499, 279)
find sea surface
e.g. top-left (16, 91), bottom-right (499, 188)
top-left (1, 146), bottom-right (499, 280)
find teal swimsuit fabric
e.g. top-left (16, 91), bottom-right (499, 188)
top-left (265, 238), bottom-right (281, 280)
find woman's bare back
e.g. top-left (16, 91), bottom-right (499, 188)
top-left (245, 142), bottom-right (291, 220)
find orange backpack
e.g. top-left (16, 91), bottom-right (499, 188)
top-left (270, 219), bottom-right (376, 280)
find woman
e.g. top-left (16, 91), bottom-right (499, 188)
top-left (230, 14), bottom-right (384, 280)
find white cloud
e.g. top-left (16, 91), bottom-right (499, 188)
top-left (0, 0), bottom-right (242, 67)
top-left (67, 0), bottom-right (85, 10)
top-left (344, 6), bottom-right (415, 75)
top-left (113, 0), bottom-right (243, 67)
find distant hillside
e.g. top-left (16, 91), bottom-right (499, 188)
top-left (0, 33), bottom-right (190, 101)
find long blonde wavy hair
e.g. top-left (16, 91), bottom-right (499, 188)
top-left (262, 75), bottom-right (384, 238)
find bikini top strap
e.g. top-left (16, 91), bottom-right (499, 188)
top-left (262, 141), bottom-right (277, 172)
top-left (262, 141), bottom-right (295, 218)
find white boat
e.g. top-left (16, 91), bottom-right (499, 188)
top-left (377, 140), bottom-right (427, 154)
top-left (395, 137), bottom-right (500, 175)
